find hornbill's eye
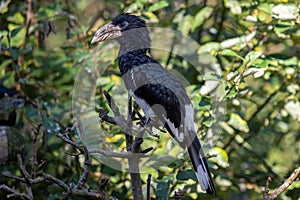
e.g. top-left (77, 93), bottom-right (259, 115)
top-left (119, 21), bottom-right (129, 29)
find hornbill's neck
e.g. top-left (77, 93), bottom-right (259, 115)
top-left (117, 32), bottom-right (151, 75)
top-left (118, 43), bottom-right (148, 58)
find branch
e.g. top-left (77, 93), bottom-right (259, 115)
top-left (146, 174), bottom-right (151, 200)
top-left (100, 91), bottom-right (145, 200)
top-left (75, 116), bottom-right (91, 189)
top-left (56, 132), bottom-right (84, 153)
top-left (0, 185), bottom-right (32, 200)
top-left (2, 173), bottom-right (45, 184)
top-left (103, 90), bottom-right (130, 133)
top-left (42, 173), bottom-right (68, 191)
top-left (263, 166), bottom-right (300, 200)
top-left (98, 109), bottom-right (117, 124)
top-left (89, 149), bottom-right (132, 158)
top-left (131, 126), bottom-right (146, 153)
top-left (17, 154), bottom-right (34, 199)
top-left (42, 173), bottom-right (106, 199)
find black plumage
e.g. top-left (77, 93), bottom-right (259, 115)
top-left (91, 13), bottom-right (216, 195)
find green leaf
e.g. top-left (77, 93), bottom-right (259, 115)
top-left (192, 7), bottom-right (213, 32)
top-left (220, 32), bottom-right (256, 50)
top-left (11, 27), bottom-right (23, 37)
top-left (0, 0), bottom-right (11, 14)
top-left (203, 118), bottom-right (211, 127)
top-left (228, 113), bottom-right (249, 132)
top-left (176, 169), bottom-right (197, 181)
top-left (7, 12), bottom-right (24, 24)
top-left (0, 59), bottom-right (11, 71)
top-left (220, 49), bottom-right (244, 60)
top-left (258, 2), bottom-right (274, 14)
top-left (198, 42), bottom-right (221, 53)
top-left (203, 71), bottom-right (221, 81)
top-left (178, 15), bottom-right (194, 35)
top-left (256, 60), bottom-right (269, 68)
top-left (244, 68), bottom-right (265, 78)
top-left (3, 73), bottom-right (15, 87)
top-left (284, 101), bottom-right (300, 121)
top-left (226, 87), bottom-right (238, 99)
top-left (148, 1), bottom-right (169, 12)
top-left (35, 2), bottom-right (63, 20)
top-left (156, 181), bottom-right (170, 200)
top-left (21, 83), bottom-right (41, 100)
top-left (198, 98), bottom-right (211, 111)
top-left (280, 56), bottom-right (298, 66)
top-left (274, 21), bottom-right (294, 34)
top-left (225, 0), bottom-right (242, 15)
top-left (244, 51), bottom-right (262, 66)
top-left (272, 4), bottom-right (298, 20)
top-left (209, 147), bottom-right (229, 168)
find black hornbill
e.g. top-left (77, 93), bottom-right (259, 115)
top-left (91, 13), bottom-right (216, 194)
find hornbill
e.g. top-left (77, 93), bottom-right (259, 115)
top-left (91, 13), bottom-right (216, 194)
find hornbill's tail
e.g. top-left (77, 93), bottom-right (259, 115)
top-left (187, 133), bottom-right (216, 195)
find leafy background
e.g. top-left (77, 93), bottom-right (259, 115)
top-left (0, 0), bottom-right (300, 199)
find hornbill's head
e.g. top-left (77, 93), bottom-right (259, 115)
top-left (91, 13), bottom-right (151, 51)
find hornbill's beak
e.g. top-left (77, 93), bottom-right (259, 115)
top-left (91, 23), bottom-right (121, 44)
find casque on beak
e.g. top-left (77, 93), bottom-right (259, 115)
top-left (91, 23), bottom-right (121, 44)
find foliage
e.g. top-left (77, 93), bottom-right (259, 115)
top-left (0, 0), bottom-right (299, 199)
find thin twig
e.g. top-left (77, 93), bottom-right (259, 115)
top-left (42, 173), bottom-right (68, 191)
top-left (89, 149), bottom-right (131, 158)
top-left (74, 116), bottom-right (92, 189)
top-left (131, 126), bottom-right (146, 153)
top-left (146, 174), bottom-right (152, 200)
top-left (0, 185), bottom-right (33, 200)
top-left (56, 132), bottom-right (84, 153)
top-left (42, 173), bottom-right (106, 199)
top-left (262, 166), bottom-right (300, 200)
top-left (2, 173), bottom-right (45, 184)
top-left (30, 100), bottom-right (43, 179)
top-left (98, 109), bottom-right (117, 124)
top-left (263, 177), bottom-right (272, 200)
top-left (100, 91), bottom-right (144, 200)
top-left (17, 154), bottom-right (34, 198)
top-left (77, 145), bottom-right (91, 189)
top-left (103, 90), bottom-right (128, 131)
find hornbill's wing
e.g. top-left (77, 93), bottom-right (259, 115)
top-left (122, 61), bottom-right (190, 148)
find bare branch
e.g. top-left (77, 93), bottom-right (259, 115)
top-left (77, 145), bottom-right (91, 189)
top-left (147, 174), bottom-right (152, 200)
top-left (0, 185), bottom-right (33, 200)
top-left (98, 109), bottom-right (117, 125)
top-left (263, 166), bottom-right (300, 200)
top-left (100, 91), bottom-right (144, 200)
top-left (263, 177), bottom-right (272, 200)
top-left (42, 173), bottom-right (69, 191)
top-left (131, 126), bottom-right (145, 153)
top-left (2, 173), bottom-right (45, 184)
top-left (89, 148), bottom-right (132, 158)
top-left (74, 116), bottom-right (91, 189)
top-left (42, 173), bottom-right (106, 199)
top-left (103, 90), bottom-right (131, 134)
top-left (17, 154), bottom-right (34, 199)
top-left (55, 132), bottom-right (84, 153)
